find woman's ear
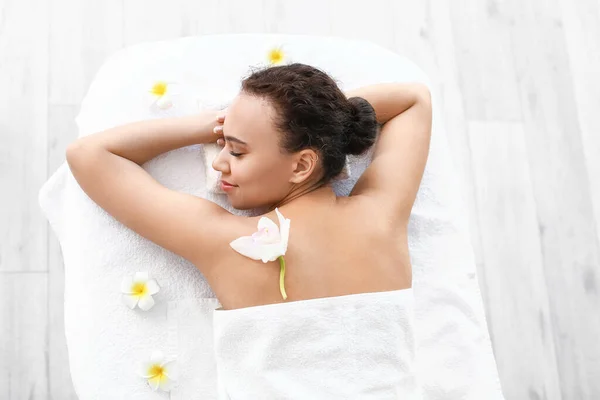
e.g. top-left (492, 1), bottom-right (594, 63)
top-left (289, 150), bottom-right (319, 184)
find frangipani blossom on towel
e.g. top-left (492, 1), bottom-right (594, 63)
top-left (264, 42), bottom-right (297, 66)
top-left (137, 350), bottom-right (178, 392)
top-left (148, 80), bottom-right (180, 110)
top-left (266, 44), bottom-right (288, 65)
top-left (121, 272), bottom-right (160, 311)
top-left (230, 208), bottom-right (291, 300)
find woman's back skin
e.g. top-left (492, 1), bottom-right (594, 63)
top-left (203, 188), bottom-right (412, 310)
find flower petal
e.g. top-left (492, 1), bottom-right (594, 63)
top-left (161, 360), bottom-right (179, 380)
top-left (230, 236), bottom-right (267, 261)
top-left (122, 294), bottom-right (139, 309)
top-left (275, 208), bottom-right (291, 254)
top-left (251, 228), bottom-right (281, 245)
top-left (133, 272), bottom-right (149, 283)
top-left (156, 95), bottom-right (173, 110)
top-left (145, 279), bottom-right (160, 295)
top-left (257, 215), bottom-right (280, 236)
top-left (137, 360), bottom-right (156, 378)
top-left (148, 374), bottom-right (162, 391)
top-left (120, 275), bottom-right (134, 294)
top-left (158, 375), bottom-right (173, 392)
top-left (138, 294), bottom-right (155, 311)
top-left (259, 243), bottom-right (283, 263)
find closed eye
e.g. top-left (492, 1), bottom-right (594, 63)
top-left (219, 139), bottom-right (243, 157)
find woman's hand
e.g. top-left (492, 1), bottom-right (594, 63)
top-left (213, 109), bottom-right (227, 147)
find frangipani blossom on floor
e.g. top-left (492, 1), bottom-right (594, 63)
top-left (230, 208), bottom-right (291, 299)
top-left (121, 272), bottom-right (160, 311)
top-left (137, 350), bottom-right (178, 392)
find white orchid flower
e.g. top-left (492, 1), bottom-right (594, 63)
top-left (121, 272), bottom-right (160, 311)
top-left (230, 208), bottom-right (291, 299)
top-left (137, 350), bottom-right (178, 392)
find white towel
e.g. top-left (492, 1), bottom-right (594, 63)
top-left (38, 34), bottom-right (505, 399)
top-left (213, 288), bottom-right (420, 399)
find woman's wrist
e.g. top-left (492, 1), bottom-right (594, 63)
top-left (192, 110), bottom-right (222, 144)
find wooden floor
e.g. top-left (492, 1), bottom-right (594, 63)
top-left (1, 0), bottom-right (599, 398)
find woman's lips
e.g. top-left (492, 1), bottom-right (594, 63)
top-left (220, 180), bottom-right (237, 191)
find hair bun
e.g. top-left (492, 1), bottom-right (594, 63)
top-left (344, 97), bottom-right (378, 155)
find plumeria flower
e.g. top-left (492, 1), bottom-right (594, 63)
top-left (121, 272), bottom-right (160, 311)
top-left (230, 208), bottom-right (291, 300)
top-left (148, 80), bottom-right (180, 110)
top-left (266, 44), bottom-right (288, 65)
top-left (137, 350), bottom-right (178, 392)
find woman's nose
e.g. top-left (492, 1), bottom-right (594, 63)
top-left (211, 145), bottom-right (230, 174)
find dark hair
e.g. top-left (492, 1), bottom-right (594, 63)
top-left (240, 62), bottom-right (379, 186)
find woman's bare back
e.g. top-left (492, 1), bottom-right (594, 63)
top-left (201, 83), bottom-right (432, 310)
top-left (205, 194), bottom-right (412, 311)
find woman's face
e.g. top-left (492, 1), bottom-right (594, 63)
top-left (211, 93), bottom-right (298, 210)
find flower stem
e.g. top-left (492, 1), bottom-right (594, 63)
top-left (278, 256), bottom-right (288, 300)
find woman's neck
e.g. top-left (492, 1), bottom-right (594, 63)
top-left (269, 183), bottom-right (337, 212)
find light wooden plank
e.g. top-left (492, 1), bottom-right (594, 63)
top-left (179, 0), bottom-right (232, 36)
top-left (0, 273), bottom-right (49, 399)
top-left (123, 0), bottom-right (183, 46)
top-left (387, 0), bottom-right (438, 81)
top-left (79, 1), bottom-right (124, 95)
top-left (469, 120), bottom-right (562, 400)
top-left (47, 105), bottom-right (79, 399)
top-left (507, 0), bottom-right (600, 397)
top-left (0, 0), bottom-right (49, 274)
top-left (49, 0), bottom-right (123, 105)
top-left (427, 0), bottom-right (486, 280)
top-left (449, 0), bottom-right (522, 121)
top-left (559, 0), bottom-right (600, 250)
top-left (180, 0), bottom-right (333, 37)
top-left (330, 0), bottom-right (397, 56)
top-left (263, 0), bottom-right (332, 35)
top-left (48, 0), bottom-right (84, 105)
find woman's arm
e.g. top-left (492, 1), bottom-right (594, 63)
top-left (344, 82), bottom-right (425, 125)
top-left (65, 111), bottom-right (244, 271)
top-left (345, 82), bottom-right (432, 230)
top-left (67, 112), bottom-right (222, 165)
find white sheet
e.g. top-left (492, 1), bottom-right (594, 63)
top-left (38, 33), bottom-right (505, 399)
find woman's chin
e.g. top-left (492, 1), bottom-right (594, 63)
top-left (230, 198), bottom-right (270, 213)
top-left (229, 198), bottom-right (249, 211)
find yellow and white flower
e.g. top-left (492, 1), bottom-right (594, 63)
top-left (121, 272), bottom-right (160, 311)
top-left (229, 208), bottom-right (291, 299)
top-left (137, 350), bottom-right (178, 392)
top-left (265, 44), bottom-right (289, 65)
top-left (148, 80), bottom-right (179, 110)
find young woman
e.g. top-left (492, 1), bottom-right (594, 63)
top-left (66, 63), bottom-right (432, 398)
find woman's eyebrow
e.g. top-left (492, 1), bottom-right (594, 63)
top-left (224, 135), bottom-right (248, 145)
